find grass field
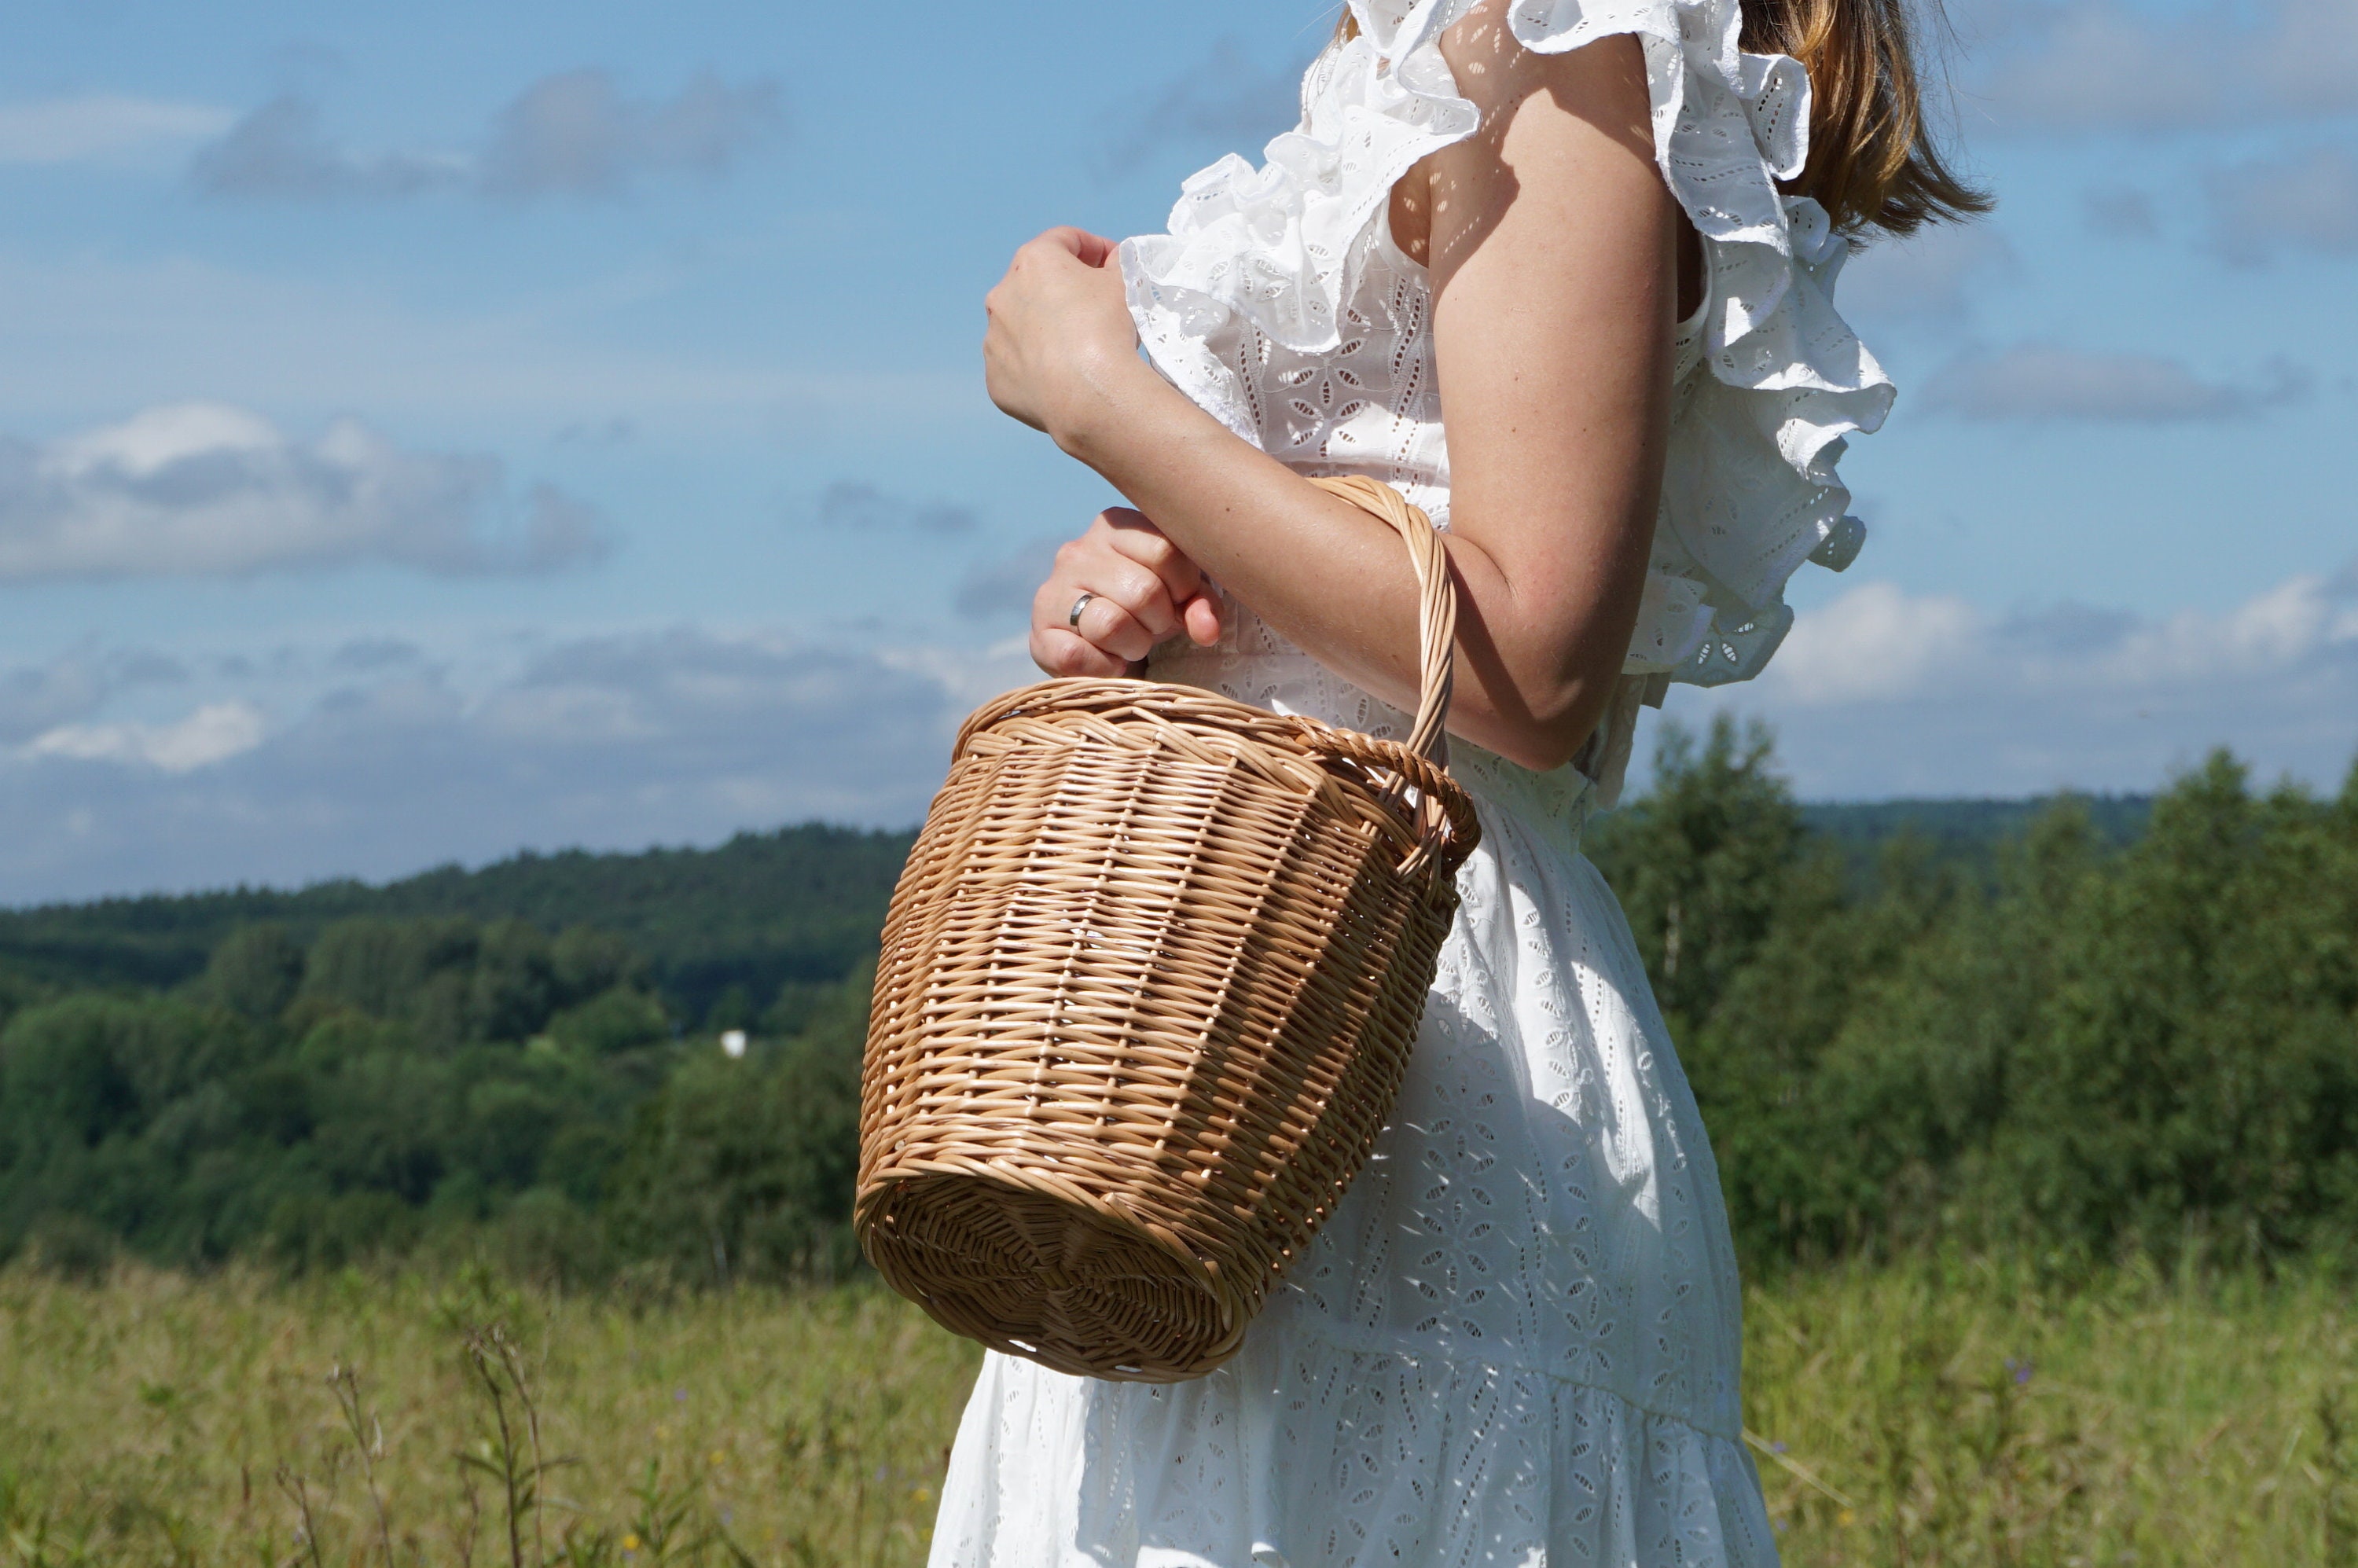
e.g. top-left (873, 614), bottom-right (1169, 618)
top-left (1, 1257), bottom-right (2352, 1566)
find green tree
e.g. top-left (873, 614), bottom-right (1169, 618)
top-left (1986, 755), bottom-right (2358, 1262)
top-left (606, 973), bottom-right (868, 1285)
top-left (198, 923), bottom-right (305, 1022)
top-left (1589, 715), bottom-right (1806, 1037)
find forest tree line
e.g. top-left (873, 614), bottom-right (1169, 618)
top-left (1586, 722), bottom-right (2358, 1270)
top-left (1, 722), bottom-right (2352, 1284)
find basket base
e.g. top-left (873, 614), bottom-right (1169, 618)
top-left (859, 1170), bottom-right (1251, 1383)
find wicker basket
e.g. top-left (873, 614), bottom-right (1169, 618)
top-left (855, 476), bottom-right (1480, 1382)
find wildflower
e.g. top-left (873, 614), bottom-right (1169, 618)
top-left (1769, 1440), bottom-right (1787, 1453)
top-left (623, 1533), bottom-right (641, 1552)
top-left (1838, 1509), bottom-right (1856, 1527)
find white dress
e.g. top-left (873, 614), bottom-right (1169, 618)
top-left (930, 1), bottom-right (1893, 1563)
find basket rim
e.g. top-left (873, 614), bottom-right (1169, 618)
top-left (955, 675), bottom-right (1482, 881)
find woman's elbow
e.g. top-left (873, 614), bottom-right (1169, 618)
top-left (1453, 614), bottom-right (1630, 772)
top-left (1476, 670), bottom-right (1619, 773)
top-left (1481, 702), bottom-right (1597, 774)
top-left (1486, 725), bottom-right (1584, 776)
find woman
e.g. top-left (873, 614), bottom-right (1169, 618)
top-left (946, 0), bottom-right (1982, 1560)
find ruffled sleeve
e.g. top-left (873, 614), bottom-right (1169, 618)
top-left (1121, 0), bottom-right (1896, 700)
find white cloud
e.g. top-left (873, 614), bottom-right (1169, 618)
top-left (876, 636), bottom-right (1042, 712)
top-left (27, 702), bottom-right (266, 773)
top-left (0, 402), bottom-right (609, 581)
top-left (192, 69), bottom-right (780, 202)
top-left (1671, 567), bottom-right (2358, 799)
top-left (1919, 344), bottom-right (2310, 421)
top-left (3, 571), bottom-right (2353, 900)
top-left (0, 627), bottom-right (984, 902)
top-left (1768, 582), bottom-right (1981, 703)
top-left (0, 94), bottom-right (233, 166)
top-left (1978, 0), bottom-right (2358, 132)
top-left (2205, 144), bottom-right (2358, 263)
top-left (2102, 575), bottom-right (2358, 681)
top-left (1774, 571), bottom-right (2358, 701)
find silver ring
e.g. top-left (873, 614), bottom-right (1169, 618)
top-left (1067, 592), bottom-right (1096, 630)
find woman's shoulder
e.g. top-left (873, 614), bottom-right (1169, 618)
top-left (1126, 4), bottom-right (1901, 706)
top-left (1430, 0), bottom-right (1647, 106)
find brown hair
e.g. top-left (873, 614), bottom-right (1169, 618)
top-left (1334, 0), bottom-right (1988, 237)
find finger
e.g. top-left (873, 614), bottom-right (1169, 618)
top-left (1098, 510), bottom-right (1210, 609)
top-left (1060, 535), bottom-right (1183, 640)
top-left (1030, 626), bottom-right (1132, 680)
top-left (1035, 226), bottom-right (1119, 267)
top-left (1093, 560), bottom-right (1184, 641)
top-left (1071, 593), bottom-right (1159, 664)
top-left (1032, 572), bottom-right (1156, 662)
top-left (1181, 592), bottom-right (1224, 645)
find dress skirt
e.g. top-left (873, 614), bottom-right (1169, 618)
top-left (924, 725), bottom-right (1781, 1568)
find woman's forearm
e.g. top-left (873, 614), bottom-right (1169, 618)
top-left (1048, 350), bottom-right (1617, 773)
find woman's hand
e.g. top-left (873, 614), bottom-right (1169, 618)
top-left (984, 228), bottom-right (1146, 445)
top-left (1030, 509), bottom-right (1224, 678)
top-left (989, 229), bottom-right (1221, 678)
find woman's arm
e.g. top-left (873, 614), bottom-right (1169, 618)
top-left (990, 6), bottom-right (1678, 772)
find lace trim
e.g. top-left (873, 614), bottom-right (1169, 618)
top-left (1119, 0), bottom-right (1896, 696)
top-left (1257, 1309), bottom-right (1746, 1442)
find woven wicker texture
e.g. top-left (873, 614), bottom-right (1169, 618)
top-left (856, 476), bottom-right (1480, 1382)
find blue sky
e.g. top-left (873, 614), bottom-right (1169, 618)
top-left (2, 0), bottom-right (2353, 901)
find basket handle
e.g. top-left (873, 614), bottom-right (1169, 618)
top-left (1305, 476), bottom-right (1456, 769)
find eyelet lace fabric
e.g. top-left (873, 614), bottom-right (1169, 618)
top-left (1118, 0), bottom-right (1893, 805)
top-left (927, 2), bottom-right (1897, 1561)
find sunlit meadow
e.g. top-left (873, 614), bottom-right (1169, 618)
top-left (1, 1255), bottom-right (2351, 1566)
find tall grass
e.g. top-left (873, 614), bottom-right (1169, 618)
top-left (0, 1256), bottom-right (2349, 1565)
top-left (1746, 1256), bottom-right (2357, 1564)
top-left (0, 1263), bottom-right (978, 1566)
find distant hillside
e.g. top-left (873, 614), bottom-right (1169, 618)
top-left (0, 795), bottom-right (2155, 1023)
top-left (1800, 795), bottom-right (2154, 886)
top-left (0, 824), bottom-right (916, 1024)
